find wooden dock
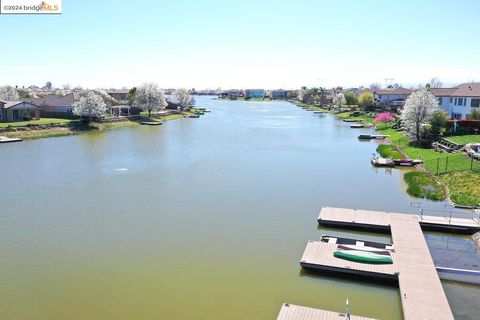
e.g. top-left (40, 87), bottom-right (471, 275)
top-left (0, 136), bottom-right (22, 143)
top-left (300, 241), bottom-right (398, 281)
top-left (277, 303), bottom-right (375, 320)
top-left (310, 207), bottom-right (455, 320)
top-left (318, 206), bottom-right (480, 234)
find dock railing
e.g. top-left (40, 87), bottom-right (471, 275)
top-left (417, 207), bottom-right (480, 227)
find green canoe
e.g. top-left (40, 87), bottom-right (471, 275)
top-left (334, 249), bottom-right (393, 264)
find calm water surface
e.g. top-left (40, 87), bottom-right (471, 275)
top-left (0, 97), bottom-right (479, 319)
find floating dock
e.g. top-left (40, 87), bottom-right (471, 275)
top-left (318, 206), bottom-right (480, 234)
top-left (277, 303), bottom-right (374, 320)
top-left (300, 240), bottom-right (397, 281)
top-left (0, 136), bottom-right (22, 143)
top-left (307, 207), bottom-right (457, 320)
top-left (350, 123), bottom-right (369, 128)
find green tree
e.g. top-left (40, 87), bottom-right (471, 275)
top-left (466, 109), bottom-right (480, 120)
top-left (128, 87), bottom-right (137, 105)
top-left (429, 109), bottom-right (448, 135)
top-left (344, 92), bottom-right (358, 105)
top-left (358, 92), bottom-right (374, 107)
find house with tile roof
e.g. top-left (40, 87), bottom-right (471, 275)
top-left (26, 93), bottom-right (80, 118)
top-left (373, 87), bottom-right (413, 107)
top-left (0, 100), bottom-right (39, 122)
top-left (430, 83), bottom-right (480, 119)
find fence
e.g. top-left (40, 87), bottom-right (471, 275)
top-left (423, 154), bottom-right (480, 175)
top-left (386, 135), bottom-right (480, 175)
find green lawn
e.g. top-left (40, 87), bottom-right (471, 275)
top-left (377, 144), bottom-right (404, 159)
top-left (446, 135), bottom-right (480, 145)
top-left (377, 127), bottom-right (478, 173)
top-left (336, 111), bottom-right (373, 124)
top-left (376, 126), bottom-right (480, 205)
top-left (0, 118), bottom-right (77, 128)
top-left (403, 171), bottom-right (446, 201)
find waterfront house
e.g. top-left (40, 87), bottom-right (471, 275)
top-left (27, 93), bottom-right (80, 118)
top-left (430, 83), bottom-right (480, 119)
top-left (106, 90), bottom-right (130, 102)
top-left (244, 89), bottom-right (266, 99)
top-left (373, 87), bottom-right (412, 107)
top-left (268, 89), bottom-right (287, 100)
top-left (0, 100), bottom-right (40, 122)
top-left (219, 89), bottom-right (244, 99)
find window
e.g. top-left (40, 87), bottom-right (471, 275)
top-left (456, 98), bottom-right (464, 106)
top-left (452, 112), bottom-right (462, 119)
top-left (13, 110), bottom-right (19, 120)
top-left (471, 99), bottom-right (480, 108)
top-left (438, 97), bottom-right (443, 105)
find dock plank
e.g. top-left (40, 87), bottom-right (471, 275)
top-left (277, 303), bottom-right (375, 320)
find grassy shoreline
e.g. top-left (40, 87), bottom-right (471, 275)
top-left (313, 105), bottom-right (480, 206)
top-left (1, 111), bottom-right (196, 140)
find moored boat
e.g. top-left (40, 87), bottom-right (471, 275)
top-left (371, 157), bottom-right (395, 167)
top-left (393, 159), bottom-right (424, 166)
top-left (358, 134), bottom-right (372, 140)
top-left (321, 235), bottom-right (394, 251)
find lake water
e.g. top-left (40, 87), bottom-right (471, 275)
top-left (0, 96), bottom-right (478, 319)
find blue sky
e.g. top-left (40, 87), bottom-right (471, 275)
top-left (0, 0), bottom-right (479, 89)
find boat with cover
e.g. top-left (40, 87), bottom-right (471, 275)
top-left (393, 158), bottom-right (424, 166)
top-left (321, 235), bottom-right (394, 251)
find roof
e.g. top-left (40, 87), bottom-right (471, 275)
top-left (451, 82), bottom-right (480, 97)
top-left (25, 93), bottom-right (79, 107)
top-left (429, 88), bottom-right (458, 96)
top-left (1, 101), bottom-right (38, 109)
top-left (430, 83), bottom-right (480, 97)
top-left (106, 90), bottom-right (130, 94)
top-left (375, 87), bottom-right (412, 95)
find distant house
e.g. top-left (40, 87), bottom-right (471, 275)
top-left (430, 83), bottom-right (480, 119)
top-left (373, 87), bottom-right (412, 107)
top-left (244, 89), bottom-right (266, 99)
top-left (268, 89), bottom-right (287, 100)
top-left (106, 90), bottom-right (130, 101)
top-left (26, 93), bottom-right (80, 118)
top-left (219, 90), bottom-right (244, 99)
top-left (0, 100), bottom-right (39, 122)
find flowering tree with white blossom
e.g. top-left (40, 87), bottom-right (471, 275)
top-left (135, 83), bottom-right (167, 117)
top-left (333, 93), bottom-right (346, 108)
top-left (172, 88), bottom-right (195, 112)
top-left (401, 88), bottom-right (439, 141)
top-left (73, 91), bottom-right (107, 122)
top-left (0, 86), bottom-right (20, 101)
